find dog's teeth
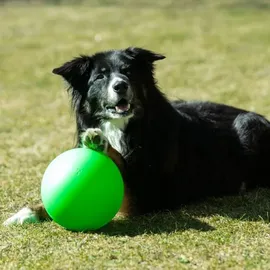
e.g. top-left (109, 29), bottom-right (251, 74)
top-left (115, 103), bottom-right (130, 113)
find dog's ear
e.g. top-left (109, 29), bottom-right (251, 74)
top-left (125, 47), bottom-right (165, 63)
top-left (52, 55), bottom-right (92, 90)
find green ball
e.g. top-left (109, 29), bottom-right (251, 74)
top-left (41, 148), bottom-right (124, 231)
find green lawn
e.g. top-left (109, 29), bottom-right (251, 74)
top-left (1, 1), bottom-right (270, 269)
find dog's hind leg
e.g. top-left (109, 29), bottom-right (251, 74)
top-left (233, 112), bottom-right (270, 188)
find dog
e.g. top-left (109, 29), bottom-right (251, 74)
top-left (3, 46), bottom-right (270, 226)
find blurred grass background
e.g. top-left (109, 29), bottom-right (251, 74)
top-left (1, 0), bottom-right (270, 269)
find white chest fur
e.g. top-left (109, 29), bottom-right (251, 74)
top-left (101, 118), bottom-right (130, 155)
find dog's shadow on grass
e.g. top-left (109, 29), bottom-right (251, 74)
top-left (97, 188), bottom-right (270, 237)
top-left (99, 210), bottom-right (215, 237)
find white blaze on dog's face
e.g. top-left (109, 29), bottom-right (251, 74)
top-left (106, 74), bottom-right (133, 119)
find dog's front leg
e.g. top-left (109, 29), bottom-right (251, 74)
top-left (81, 128), bottom-right (131, 216)
top-left (3, 128), bottom-right (126, 226)
top-left (3, 203), bottom-right (51, 226)
top-left (80, 128), bottom-right (125, 172)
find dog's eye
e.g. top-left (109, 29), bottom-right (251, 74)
top-left (95, 74), bottom-right (105, 80)
top-left (120, 67), bottom-right (131, 76)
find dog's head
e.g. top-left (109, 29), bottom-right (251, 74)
top-left (52, 47), bottom-right (165, 123)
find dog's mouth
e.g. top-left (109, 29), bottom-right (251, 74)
top-left (106, 98), bottom-right (132, 116)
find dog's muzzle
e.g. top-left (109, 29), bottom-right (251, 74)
top-left (106, 76), bottom-right (133, 116)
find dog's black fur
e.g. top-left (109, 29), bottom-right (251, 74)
top-left (52, 47), bottom-right (270, 216)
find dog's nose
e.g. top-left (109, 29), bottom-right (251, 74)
top-left (113, 81), bottom-right (128, 94)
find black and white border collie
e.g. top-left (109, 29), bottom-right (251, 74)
top-left (4, 47), bottom-right (270, 226)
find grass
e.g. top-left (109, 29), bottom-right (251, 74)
top-left (1, 0), bottom-right (270, 269)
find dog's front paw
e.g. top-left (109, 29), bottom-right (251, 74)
top-left (3, 207), bottom-right (39, 226)
top-left (81, 128), bottom-right (108, 152)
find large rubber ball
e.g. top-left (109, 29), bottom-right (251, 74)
top-left (41, 148), bottom-right (124, 231)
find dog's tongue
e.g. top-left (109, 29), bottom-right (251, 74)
top-left (115, 103), bottom-right (130, 113)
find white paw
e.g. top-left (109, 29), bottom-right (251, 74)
top-left (81, 128), bottom-right (108, 152)
top-left (3, 207), bottom-right (39, 226)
